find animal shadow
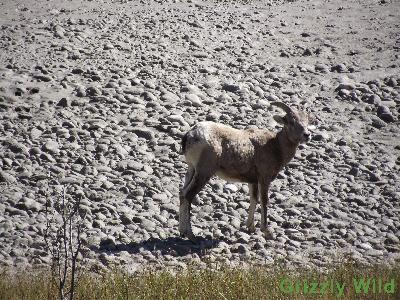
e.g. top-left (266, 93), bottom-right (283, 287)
top-left (96, 235), bottom-right (225, 257)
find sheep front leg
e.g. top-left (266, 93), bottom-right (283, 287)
top-left (246, 183), bottom-right (258, 233)
top-left (179, 193), bottom-right (195, 241)
top-left (260, 178), bottom-right (275, 240)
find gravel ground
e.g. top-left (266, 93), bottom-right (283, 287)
top-left (0, 0), bottom-right (399, 272)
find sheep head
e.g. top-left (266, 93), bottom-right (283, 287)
top-left (271, 101), bottom-right (314, 144)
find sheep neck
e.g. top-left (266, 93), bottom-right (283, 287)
top-left (277, 128), bottom-right (299, 165)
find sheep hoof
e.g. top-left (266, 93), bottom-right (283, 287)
top-left (180, 231), bottom-right (197, 243)
top-left (187, 234), bottom-right (197, 243)
top-left (263, 228), bottom-right (275, 240)
top-left (246, 224), bottom-right (256, 233)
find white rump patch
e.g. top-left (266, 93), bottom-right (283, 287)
top-left (192, 121), bottom-right (214, 141)
top-left (184, 122), bottom-right (215, 165)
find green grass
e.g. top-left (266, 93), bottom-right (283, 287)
top-left (0, 262), bottom-right (399, 300)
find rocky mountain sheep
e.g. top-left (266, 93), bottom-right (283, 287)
top-left (179, 102), bottom-right (314, 241)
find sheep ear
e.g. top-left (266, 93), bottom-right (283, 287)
top-left (273, 115), bottom-right (286, 125)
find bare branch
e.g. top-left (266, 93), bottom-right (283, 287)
top-left (42, 184), bottom-right (86, 300)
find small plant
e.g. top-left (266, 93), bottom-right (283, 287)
top-left (43, 185), bottom-right (86, 300)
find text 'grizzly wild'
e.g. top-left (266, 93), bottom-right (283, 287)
top-left (179, 102), bottom-right (315, 241)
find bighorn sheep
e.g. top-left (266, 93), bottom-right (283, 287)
top-left (179, 102), bottom-right (314, 241)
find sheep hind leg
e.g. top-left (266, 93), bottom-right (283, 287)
top-left (179, 171), bottom-right (212, 242)
top-left (246, 183), bottom-right (258, 233)
top-left (182, 165), bottom-right (195, 192)
top-left (179, 166), bottom-right (195, 238)
top-left (179, 155), bottom-right (214, 242)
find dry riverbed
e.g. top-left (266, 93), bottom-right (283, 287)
top-left (0, 0), bottom-right (399, 273)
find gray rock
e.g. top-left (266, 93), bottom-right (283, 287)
top-left (40, 152), bottom-right (56, 162)
top-left (0, 171), bottom-right (17, 183)
top-left (101, 180), bottom-right (114, 189)
top-left (6, 140), bottom-right (29, 155)
top-left (185, 94), bottom-right (202, 107)
top-left (106, 81), bottom-right (119, 89)
top-left (30, 128), bottom-right (43, 140)
top-left (336, 82), bottom-right (356, 91)
top-left (285, 208), bottom-right (302, 216)
top-left (377, 105), bottom-right (396, 122)
top-left (230, 217), bottom-right (241, 229)
top-left (5, 207), bottom-right (28, 217)
top-left (224, 183), bottom-right (239, 193)
top-left (141, 219), bottom-right (156, 232)
top-left (231, 244), bottom-right (249, 254)
top-left (57, 97), bottom-right (70, 107)
top-left (348, 167), bottom-right (360, 176)
top-left (331, 64), bottom-right (347, 73)
top-left (167, 114), bottom-right (186, 126)
top-left (312, 132), bottom-right (330, 141)
top-left (104, 43), bottom-right (114, 50)
top-left (129, 127), bottom-right (155, 141)
top-left (16, 198), bottom-right (41, 212)
top-left (161, 91), bottom-right (180, 102)
top-left (236, 232), bottom-right (250, 243)
top-left (315, 63), bottom-right (330, 73)
top-left (119, 212), bottom-right (133, 225)
top-left (86, 86), bottom-right (102, 97)
top-left (0, 220), bottom-right (13, 233)
top-left (320, 185), bottom-right (335, 194)
top-left (72, 68), bottom-right (84, 75)
top-left (153, 193), bottom-right (169, 203)
top-left (359, 243), bottom-right (373, 251)
top-left (385, 233), bottom-right (400, 244)
top-left (365, 94), bottom-right (382, 105)
top-left (370, 116), bottom-right (386, 128)
top-left (34, 74), bottom-right (52, 82)
top-left (43, 141), bottom-right (60, 155)
top-left (76, 86), bottom-right (87, 97)
top-left (58, 176), bottom-right (81, 184)
top-left (128, 161), bottom-right (144, 171)
top-left (369, 173), bottom-right (382, 182)
top-left (365, 249), bottom-right (384, 257)
top-left (99, 237), bottom-right (117, 251)
top-left (222, 83), bottom-right (241, 93)
top-left (141, 92), bottom-right (157, 102)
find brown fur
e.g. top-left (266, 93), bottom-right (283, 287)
top-left (182, 124), bottom-right (298, 183)
top-left (179, 105), bottom-right (312, 241)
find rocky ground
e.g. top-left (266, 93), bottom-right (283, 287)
top-left (0, 0), bottom-right (399, 273)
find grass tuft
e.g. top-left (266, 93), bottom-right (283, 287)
top-left (0, 262), bottom-right (399, 299)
